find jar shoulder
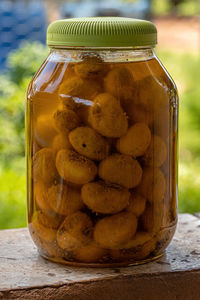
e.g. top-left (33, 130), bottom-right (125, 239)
top-left (27, 49), bottom-right (178, 103)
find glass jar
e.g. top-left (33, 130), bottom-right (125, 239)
top-left (26, 17), bottom-right (178, 267)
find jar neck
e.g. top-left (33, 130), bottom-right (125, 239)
top-left (48, 47), bottom-right (155, 63)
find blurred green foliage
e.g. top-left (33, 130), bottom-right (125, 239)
top-left (0, 42), bottom-right (48, 167)
top-left (152, 0), bottom-right (199, 16)
top-left (157, 49), bottom-right (200, 213)
top-left (0, 42), bottom-right (200, 229)
top-left (0, 42), bottom-right (48, 229)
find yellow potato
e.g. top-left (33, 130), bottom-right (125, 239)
top-left (32, 148), bottom-right (58, 186)
top-left (143, 135), bottom-right (167, 167)
top-left (128, 104), bottom-right (153, 126)
top-left (56, 149), bottom-right (97, 185)
top-left (116, 86), bottom-right (136, 112)
top-left (89, 93), bottom-right (128, 138)
top-left (126, 193), bottom-right (146, 217)
top-left (122, 232), bottom-right (153, 249)
top-left (74, 56), bottom-right (108, 79)
top-left (74, 242), bottom-right (107, 263)
top-left (81, 181), bottom-right (130, 214)
top-left (116, 123), bottom-right (151, 157)
top-left (60, 96), bottom-right (77, 111)
top-left (104, 66), bottom-right (135, 100)
top-left (59, 96), bottom-right (92, 126)
top-left (153, 103), bottom-right (170, 141)
top-left (53, 109), bottom-right (80, 133)
top-left (29, 218), bottom-right (56, 243)
top-left (162, 200), bottom-right (172, 228)
top-left (59, 76), bottom-right (101, 100)
top-left (155, 227), bottom-right (176, 256)
top-left (29, 230), bottom-right (71, 260)
top-left (141, 203), bottom-right (162, 233)
top-left (69, 126), bottom-right (110, 161)
top-left (110, 232), bottom-right (156, 262)
top-left (98, 153), bottom-right (142, 189)
top-left (137, 167), bottom-right (166, 203)
top-left (94, 212), bottom-right (137, 249)
top-left (133, 76), bottom-right (169, 111)
top-left (36, 210), bottom-right (64, 230)
top-left (76, 102), bottom-right (91, 125)
top-left (52, 133), bottom-right (73, 155)
top-left (47, 184), bottom-right (83, 216)
top-left (57, 211), bottom-right (93, 250)
top-left (34, 181), bottom-right (50, 211)
top-left (40, 240), bottom-right (70, 259)
top-left (35, 114), bottom-right (57, 148)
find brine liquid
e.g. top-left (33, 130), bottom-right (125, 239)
top-left (26, 53), bottom-right (178, 267)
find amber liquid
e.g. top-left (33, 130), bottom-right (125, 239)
top-left (26, 53), bottom-right (178, 267)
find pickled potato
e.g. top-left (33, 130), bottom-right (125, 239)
top-left (60, 96), bottom-right (77, 111)
top-left (47, 184), bottom-right (83, 215)
top-left (35, 114), bottom-right (57, 148)
top-left (89, 93), bottom-right (128, 138)
top-left (34, 181), bottom-right (50, 211)
top-left (74, 56), bottom-right (108, 79)
top-left (37, 209), bottom-right (64, 230)
top-left (110, 232), bottom-right (156, 261)
top-left (74, 242), bottom-right (107, 263)
top-left (54, 109), bottom-right (80, 132)
top-left (58, 76), bottom-right (101, 100)
top-left (133, 76), bottom-right (169, 111)
top-left (99, 153), bottom-right (142, 189)
top-left (154, 104), bottom-right (170, 141)
top-left (81, 181), bottom-right (130, 214)
top-left (115, 87), bottom-right (136, 112)
top-left (94, 212), bottom-right (137, 249)
top-left (52, 133), bottom-right (73, 154)
top-left (126, 193), bottom-right (146, 217)
top-left (32, 148), bottom-right (58, 185)
top-left (69, 126), bottom-right (110, 161)
top-left (143, 135), bottom-right (167, 167)
top-left (60, 96), bottom-right (92, 125)
top-left (155, 227), bottom-right (176, 256)
top-left (141, 203), bottom-right (162, 233)
top-left (122, 231), bottom-right (154, 249)
top-left (40, 241), bottom-right (69, 259)
top-left (117, 123), bottom-right (151, 157)
top-left (137, 167), bottom-right (166, 203)
top-left (128, 104), bottom-right (153, 126)
top-left (30, 218), bottom-right (56, 243)
top-left (56, 149), bottom-right (97, 184)
top-left (104, 66), bottom-right (135, 100)
top-left (57, 211), bottom-right (93, 250)
top-left (76, 103), bottom-right (91, 125)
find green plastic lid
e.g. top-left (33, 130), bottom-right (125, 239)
top-left (47, 17), bottom-right (157, 48)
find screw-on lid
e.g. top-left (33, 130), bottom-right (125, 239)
top-left (47, 17), bottom-right (157, 48)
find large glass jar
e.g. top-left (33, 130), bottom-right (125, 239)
top-left (26, 17), bottom-right (178, 267)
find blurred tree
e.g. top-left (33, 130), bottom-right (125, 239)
top-left (0, 42), bottom-right (48, 167)
top-left (170, 0), bottom-right (185, 14)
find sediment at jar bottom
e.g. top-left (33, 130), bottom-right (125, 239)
top-left (27, 56), bottom-right (177, 265)
top-left (29, 216), bottom-right (177, 265)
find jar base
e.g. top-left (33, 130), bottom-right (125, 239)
top-left (39, 251), bottom-right (164, 268)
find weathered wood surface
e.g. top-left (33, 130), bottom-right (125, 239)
top-left (0, 214), bottom-right (200, 299)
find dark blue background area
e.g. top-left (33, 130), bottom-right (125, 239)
top-left (0, 0), bottom-right (47, 69)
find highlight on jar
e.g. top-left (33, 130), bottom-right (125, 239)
top-left (26, 17), bottom-right (178, 267)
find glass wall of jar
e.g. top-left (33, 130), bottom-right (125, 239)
top-left (26, 19), bottom-right (178, 267)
